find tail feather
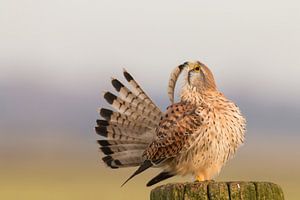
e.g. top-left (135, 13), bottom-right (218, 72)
top-left (97, 119), bottom-right (142, 137)
top-left (103, 149), bottom-right (145, 159)
top-left (111, 78), bottom-right (162, 117)
top-left (100, 108), bottom-right (155, 130)
top-left (95, 126), bottom-right (151, 142)
top-left (96, 119), bottom-right (153, 141)
top-left (104, 91), bottom-right (160, 124)
top-left (100, 144), bottom-right (148, 155)
top-left (96, 69), bottom-right (162, 171)
top-left (97, 140), bottom-right (147, 147)
top-left (98, 139), bottom-right (148, 168)
top-left (102, 150), bottom-right (145, 168)
top-left (102, 156), bottom-right (143, 168)
top-left (123, 70), bottom-right (161, 114)
top-left (96, 119), bottom-right (151, 134)
top-left (101, 100), bottom-right (158, 129)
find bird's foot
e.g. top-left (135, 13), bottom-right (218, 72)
top-left (194, 176), bottom-right (215, 183)
top-left (195, 175), bottom-right (205, 182)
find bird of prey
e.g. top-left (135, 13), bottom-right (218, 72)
top-left (95, 61), bottom-right (246, 187)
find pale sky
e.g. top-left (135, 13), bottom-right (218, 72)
top-left (1, 0), bottom-right (300, 134)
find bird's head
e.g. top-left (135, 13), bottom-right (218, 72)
top-left (168, 61), bottom-right (217, 103)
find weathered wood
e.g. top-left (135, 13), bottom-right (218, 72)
top-left (150, 181), bottom-right (284, 200)
top-left (208, 182), bottom-right (229, 200)
top-left (150, 183), bottom-right (185, 200)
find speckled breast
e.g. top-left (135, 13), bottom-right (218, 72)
top-left (172, 99), bottom-right (245, 179)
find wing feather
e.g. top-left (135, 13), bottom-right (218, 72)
top-left (143, 102), bottom-right (203, 163)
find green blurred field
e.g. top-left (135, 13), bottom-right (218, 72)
top-left (1, 132), bottom-right (299, 200)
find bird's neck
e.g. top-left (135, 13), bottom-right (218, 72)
top-left (180, 84), bottom-right (219, 106)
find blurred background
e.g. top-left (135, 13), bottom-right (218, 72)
top-left (1, 0), bottom-right (300, 199)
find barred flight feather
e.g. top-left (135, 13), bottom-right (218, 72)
top-left (96, 69), bottom-right (162, 170)
top-left (103, 91), bottom-right (160, 124)
top-left (111, 78), bottom-right (162, 117)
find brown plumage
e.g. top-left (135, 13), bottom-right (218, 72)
top-left (95, 61), bottom-right (246, 186)
top-left (143, 103), bottom-right (202, 161)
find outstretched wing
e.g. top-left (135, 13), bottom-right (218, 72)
top-left (143, 102), bottom-right (203, 163)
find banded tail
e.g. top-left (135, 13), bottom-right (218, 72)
top-left (95, 69), bottom-right (163, 169)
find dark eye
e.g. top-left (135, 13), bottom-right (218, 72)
top-left (194, 67), bottom-right (200, 71)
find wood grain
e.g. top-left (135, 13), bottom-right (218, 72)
top-left (150, 181), bottom-right (284, 200)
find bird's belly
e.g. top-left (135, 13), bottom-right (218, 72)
top-left (172, 129), bottom-right (232, 180)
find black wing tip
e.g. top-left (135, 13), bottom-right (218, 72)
top-left (121, 160), bottom-right (153, 187)
top-left (100, 108), bottom-right (113, 120)
top-left (97, 140), bottom-right (110, 146)
top-left (146, 182), bottom-right (153, 187)
top-left (95, 126), bottom-right (108, 137)
top-left (96, 119), bottom-right (109, 126)
top-left (102, 156), bottom-right (119, 169)
top-left (115, 159), bottom-right (122, 166)
top-left (123, 71), bottom-right (133, 82)
top-left (146, 171), bottom-right (174, 187)
top-left (111, 79), bottom-right (124, 92)
top-left (102, 155), bottom-right (113, 164)
top-left (100, 146), bottom-right (114, 155)
top-left (146, 182), bottom-right (154, 187)
top-left (104, 92), bottom-right (117, 105)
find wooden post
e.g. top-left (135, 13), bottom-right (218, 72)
top-left (150, 181), bottom-right (284, 200)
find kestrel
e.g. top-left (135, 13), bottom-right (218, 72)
top-left (95, 61), bottom-right (246, 186)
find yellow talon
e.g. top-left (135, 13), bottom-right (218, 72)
top-left (196, 175), bottom-right (205, 182)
